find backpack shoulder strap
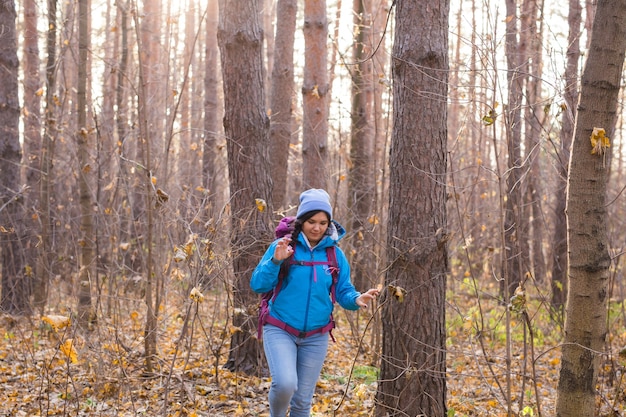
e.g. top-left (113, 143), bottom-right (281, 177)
top-left (326, 246), bottom-right (339, 303)
top-left (271, 254), bottom-right (292, 302)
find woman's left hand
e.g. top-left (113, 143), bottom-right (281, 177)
top-left (356, 288), bottom-right (380, 309)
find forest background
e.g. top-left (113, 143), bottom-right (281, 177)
top-left (1, 0), bottom-right (626, 416)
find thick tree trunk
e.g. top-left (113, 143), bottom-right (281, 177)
top-left (375, 0), bottom-right (449, 415)
top-left (556, 0), bottom-right (626, 415)
top-left (218, 0), bottom-right (273, 376)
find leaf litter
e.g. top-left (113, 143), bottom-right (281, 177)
top-left (0, 289), bottom-right (624, 417)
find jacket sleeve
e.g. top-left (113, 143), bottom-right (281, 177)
top-left (333, 247), bottom-right (361, 310)
top-left (250, 241), bottom-right (283, 294)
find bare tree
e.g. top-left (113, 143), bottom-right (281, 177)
top-left (375, 0), bottom-right (449, 415)
top-left (39, 0), bottom-right (58, 315)
top-left (23, 0), bottom-right (45, 313)
top-left (203, 0), bottom-right (221, 206)
top-left (556, 0), bottom-right (626, 414)
top-left (218, 0), bottom-right (274, 376)
top-left (269, 0), bottom-right (297, 208)
top-left (301, 0), bottom-right (329, 189)
top-left (0, 0), bottom-right (28, 315)
top-left (75, 0), bottom-right (95, 328)
top-left (347, 0), bottom-right (377, 290)
top-left (501, 0), bottom-right (527, 300)
top-left (551, 0), bottom-right (581, 313)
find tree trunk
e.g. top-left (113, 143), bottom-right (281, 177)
top-left (556, 0), bottom-right (626, 415)
top-left (269, 0), bottom-right (297, 209)
top-left (39, 0), bottom-right (58, 316)
top-left (203, 0), bottom-right (221, 205)
top-left (522, 0), bottom-right (546, 286)
top-left (301, 0), bottom-right (329, 189)
top-left (23, 0), bottom-right (45, 313)
top-left (0, 0), bottom-right (28, 315)
top-left (375, 0), bottom-right (449, 415)
top-left (135, 0), bottom-right (163, 372)
top-left (551, 0), bottom-right (580, 313)
top-left (501, 0), bottom-right (526, 301)
top-left (348, 0), bottom-right (376, 290)
top-left (76, 0), bottom-right (95, 329)
top-left (218, 0), bottom-right (274, 376)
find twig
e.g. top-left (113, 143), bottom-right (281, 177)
top-left (333, 296), bottom-right (386, 415)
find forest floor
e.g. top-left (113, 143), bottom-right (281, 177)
top-left (0, 285), bottom-right (625, 417)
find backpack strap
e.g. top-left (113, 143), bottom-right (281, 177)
top-left (326, 246), bottom-right (339, 303)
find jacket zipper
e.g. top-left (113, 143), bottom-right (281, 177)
top-left (302, 247), bottom-right (316, 333)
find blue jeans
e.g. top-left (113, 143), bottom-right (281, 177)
top-left (263, 324), bottom-right (330, 417)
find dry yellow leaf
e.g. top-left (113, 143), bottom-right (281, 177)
top-left (190, 287), bottom-right (205, 303)
top-left (388, 285), bottom-right (407, 303)
top-left (311, 85), bottom-right (320, 99)
top-left (60, 338), bottom-right (78, 364)
top-left (590, 127), bottom-right (610, 155)
top-left (255, 198), bottom-right (267, 212)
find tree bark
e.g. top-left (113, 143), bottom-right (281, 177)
top-left (203, 0), bottom-right (221, 205)
top-left (501, 0), bottom-right (526, 301)
top-left (269, 0), bottom-right (297, 208)
top-left (23, 0), bottom-right (45, 313)
top-left (218, 0), bottom-right (273, 376)
top-left (556, 0), bottom-right (626, 415)
top-left (375, 0), bottom-right (449, 415)
top-left (76, 0), bottom-right (95, 329)
top-left (348, 0), bottom-right (376, 290)
top-left (0, 0), bottom-right (28, 315)
top-left (551, 0), bottom-right (581, 313)
top-left (301, 0), bottom-right (329, 189)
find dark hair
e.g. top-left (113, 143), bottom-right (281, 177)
top-left (291, 210), bottom-right (331, 248)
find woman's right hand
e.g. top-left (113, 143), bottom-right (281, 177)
top-left (273, 237), bottom-right (293, 262)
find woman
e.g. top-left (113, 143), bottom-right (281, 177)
top-left (251, 188), bottom-right (379, 417)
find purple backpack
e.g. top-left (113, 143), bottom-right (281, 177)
top-left (257, 216), bottom-right (339, 340)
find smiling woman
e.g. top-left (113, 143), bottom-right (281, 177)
top-left (250, 188), bottom-right (380, 416)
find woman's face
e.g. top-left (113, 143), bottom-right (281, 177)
top-left (301, 212), bottom-right (330, 246)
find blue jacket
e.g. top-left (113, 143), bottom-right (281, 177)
top-left (250, 220), bottom-right (361, 333)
